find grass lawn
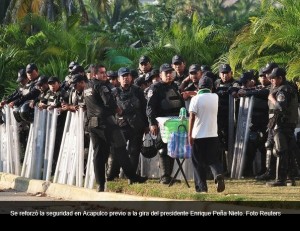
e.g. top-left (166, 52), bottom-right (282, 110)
top-left (106, 178), bottom-right (300, 209)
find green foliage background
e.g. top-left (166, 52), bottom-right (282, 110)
top-left (0, 0), bottom-right (300, 98)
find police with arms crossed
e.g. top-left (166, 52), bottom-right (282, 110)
top-left (84, 65), bottom-right (147, 192)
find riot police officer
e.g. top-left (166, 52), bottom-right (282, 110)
top-left (0, 69), bottom-right (30, 150)
top-left (180, 64), bottom-right (201, 110)
top-left (38, 76), bottom-right (69, 166)
top-left (214, 64), bottom-right (236, 174)
top-left (107, 71), bottom-right (119, 87)
top-left (62, 74), bottom-right (90, 164)
top-left (84, 64), bottom-right (147, 192)
top-left (63, 74), bottom-right (86, 112)
top-left (138, 56), bottom-right (152, 77)
top-left (115, 67), bottom-right (148, 172)
top-left (136, 56), bottom-right (152, 88)
top-left (147, 63), bottom-right (185, 184)
top-left (144, 69), bottom-right (160, 99)
top-left (0, 69), bottom-right (29, 109)
top-left (237, 70), bottom-right (271, 177)
top-left (11, 64), bottom-right (41, 123)
top-left (29, 75), bottom-right (49, 108)
top-left (262, 62), bottom-right (278, 79)
top-left (171, 55), bottom-right (189, 87)
top-left (265, 68), bottom-right (298, 187)
top-left (62, 61), bottom-right (79, 91)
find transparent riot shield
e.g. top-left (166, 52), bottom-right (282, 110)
top-left (231, 96), bottom-right (254, 178)
top-left (84, 139), bottom-right (95, 189)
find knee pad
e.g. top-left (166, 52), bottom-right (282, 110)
top-left (265, 140), bottom-right (273, 150)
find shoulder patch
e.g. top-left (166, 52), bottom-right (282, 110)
top-left (147, 89), bottom-right (153, 98)
top-left (277, 92), bottom-right (285, 102)
top-left (84, 87), bottom-right (93, 97)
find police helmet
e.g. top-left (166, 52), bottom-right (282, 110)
top-left (19, 101), bottom-right (34, 123)
top-left (71, 65), bottom-right (85, 75)
top-left (68, 61), bottom-right (79, 70)
top-left (141, 133), bottom-right (157, 159)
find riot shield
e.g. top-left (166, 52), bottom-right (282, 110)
top-left (21, 107), bottom-right (47, 179)
top-left (84, 138), bottom-right (95, 189)
top-left (227, 95), bottom-right (235, 175)
top-left (54, 109), bottom-right (85, 187)
top-left (231, 96), bottom-right (254, 178)
top-left (0, 106), bottom-right (21, 175)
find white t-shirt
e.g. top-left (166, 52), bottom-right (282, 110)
top-left (189, 92), bottom-right (218, 139)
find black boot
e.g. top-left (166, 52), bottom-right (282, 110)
top-left (266, 154), bottom-right (288, 187)
top-left (106, 153), bottom-right (120, 181)
top-left (158, 151), bottom-right (175, 184)
top-left (96, 183), bottom-right (106, 192)
top-left (266, 180), bottom-right (286, 187)
top-left (128, 175), bottom-right (148, 184)
top-left (255, 168), bottom-right (273, 181)
top-left (286, 178), bottom-right (296, 186)
top-left (255, 150), bottom-right (274, 181)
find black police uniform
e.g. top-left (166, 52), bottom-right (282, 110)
top-left (115, 85), bottom-right (147, 171)
top-left (14, 79), bottom-right (40, 108)
top-left (242, 84), bottom-right (271, 177)
top-left (41, 87), bottom-right (69, 165)
top-left (13, 79), bottom-right (40, 123)
top-left (84, 79), bottom-right (146, 190)
top-left (146, 81), bottom-right (185, 184)
top-left (68, 88), bottom-right (86, 109)
top-left (174, 70), bottom-right (189, 88)
top-left (266, 81), bottom-right (298, 186)
top-left (214, 78), bottom-right (235, 151)
top-left (4, 81), bottom-right (33, 149)
top-left (5, 86), bottom-right (26, 105)
top-left (67, 83), bottom-right (90, 161)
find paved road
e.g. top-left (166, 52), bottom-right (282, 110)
top-left (0, 187), bottom-right (123, 216)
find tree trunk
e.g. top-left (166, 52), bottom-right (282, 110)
top-left (67, 0), bottom-right (76, 16)
top-left (78, 0), bottom-right (88, 24)
top-left (60, 0), bottom-right (68, 16)
top-left (46, 0), bottom-right (55, 21)
top-left (3, 0), bottom-right (17, 24)
top-left (111, 0), bottom-right (122, 29)
top-left (0, 0), bottom-right (10, 24)
top-left (10, 0), bottom-right (23, 23)
top-left (40, 0), bottom-right (47, 17)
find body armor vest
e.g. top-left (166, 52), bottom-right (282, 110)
top-left (70, 89), bottom-right (85, 107)
top-left (116, 86), bottom-right (141, 112)
top-left (22, 82), bottom-right (33, 96)
top-left (160, 86), bottom-right (183, 115)
top-left (116, 86), bottom-right (144, 130)
top-left (269, 83), bottom-right (298, 127)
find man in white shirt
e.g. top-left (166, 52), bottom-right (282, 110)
top-left (188, 76), bottom-right (225, 193)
